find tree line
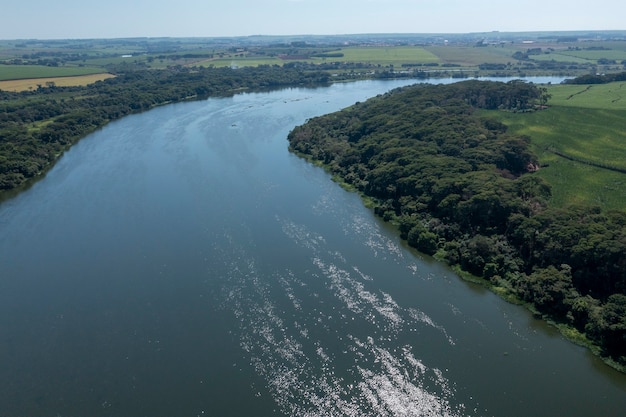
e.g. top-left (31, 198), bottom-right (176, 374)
top-left (287, 79), bottom-right (626, 368)
top-left (0, 65), bottom-right (331, 191)
top-left (563, 71), bottom-right (626, 85)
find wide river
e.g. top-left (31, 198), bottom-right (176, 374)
top-left (1, 78), bottom-right (625, 417)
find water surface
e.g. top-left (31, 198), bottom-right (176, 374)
top-left (1, 78), bottom-right (625, 417)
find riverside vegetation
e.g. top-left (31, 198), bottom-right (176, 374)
top-left (288, 75), bottom-right (626, 370)
top-left (0, 65), bottom-right (330, 192)
top-left (1, 34), bottom-right (626, 370)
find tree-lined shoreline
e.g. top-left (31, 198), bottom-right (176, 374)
top-left (0, 66), bottom-right (330, 194)
top-left (1, 48), bottom-right (625, 372)
top-left (288, 78), bottom-right (626, 371)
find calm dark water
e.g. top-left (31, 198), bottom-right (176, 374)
top-left (1, 78), bottom-right (625, 417)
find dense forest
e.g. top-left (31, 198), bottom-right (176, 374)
top-left (288, 79), bottom-right (626, 368)
top-left (0, 65), bottom-right (330, 191)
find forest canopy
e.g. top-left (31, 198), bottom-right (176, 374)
top-left (288, 79), bottom-right (626, 368)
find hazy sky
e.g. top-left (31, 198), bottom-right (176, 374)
top-left (3, 0), bottom-right (624, 39)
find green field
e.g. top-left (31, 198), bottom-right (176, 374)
top-left (425, 45), bottom-right (517, 66)
top-left (0, 65), bottom-right (105, 81)
top-left (547, 82), bottom-right (626, 108)
top-left (2, 35), bottom-right (625, 77)
top-left (80, 56), bottom-right (147, 66)
top-left (331, 46), bottom-right (439, 65)
top-left (199, 46), bottom-right (441, 69)
top-left (486, 81), bottom-right (626, 210)
top-left (210, 58), bottom-right (282, 68)
top-left (551, 49), bottom-right (626, 61)
top-left (531, 53), bottom-right (591, 64)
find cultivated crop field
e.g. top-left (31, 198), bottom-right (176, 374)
top-left (205, 46), bottom-right (441, 68)
top-left (487, 81), bottom-right (626, 209)
top-left (547, 82), bottom-right (626, 109)
top-left (332, 46), bottom-right (439, 65)
top-left (0, 73), bottom-right (115, 91)
top-left (531, 53), bottom-right (591, 64)
top-left (2, 35), bottom-right (625, 80)
top-left (0, 65), bottom-right (105, 81)
top-left (204, 56), bottom-right (282, 68)
top-left (425, 45), bottom-right (516, 66)
top-left (551, 49), bottom-right (626, 62)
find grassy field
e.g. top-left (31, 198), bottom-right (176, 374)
top-left (80, 56), bottom-right (148, 66)
top-left (531, 53), bottom-right (591, 64)
top-left (546, 82), bottom-right (626, 108)
top-left (201, 56), bottom-right (282, 68)
top-left (0, 65), bottom-right (105, 81)
top-left (203, 46), bottom-right (441, 68)
top-left (486, 81), bottom-right (626, 210)
top-left (332, 46), bottom-right (439, 65)
top-left (0, 73), bottom-right (115, 91)
top-left (550, 49), bottom-right (626, 61)
top-left (425, 45), bottom-right (517, 66)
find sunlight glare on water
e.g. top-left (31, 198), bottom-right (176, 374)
top-left (215, 211), bottom-right (469, 417)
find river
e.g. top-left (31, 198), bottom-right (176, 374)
top-left (0, 78), bottom-right (625, 417)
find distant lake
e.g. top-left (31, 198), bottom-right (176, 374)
top-left (1, 77), bottom-right (625, 417)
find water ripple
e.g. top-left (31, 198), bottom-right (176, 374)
top-left (212, 219), bottom-right (471, 416)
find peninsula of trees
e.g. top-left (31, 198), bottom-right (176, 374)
top-left (288, 79), bottom-right (626, 369)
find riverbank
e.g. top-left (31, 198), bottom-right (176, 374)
top-left (297, 146), bottom-right (626, 374)
top-left (450, 267), bottom-right (626, 373)
top-left (287, 78), bottom-right (626, 372)
top-left (0, 66), bottom-right (332, 194)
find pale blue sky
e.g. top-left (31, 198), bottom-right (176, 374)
top-left (2, 0), bottom-right (624, 39)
